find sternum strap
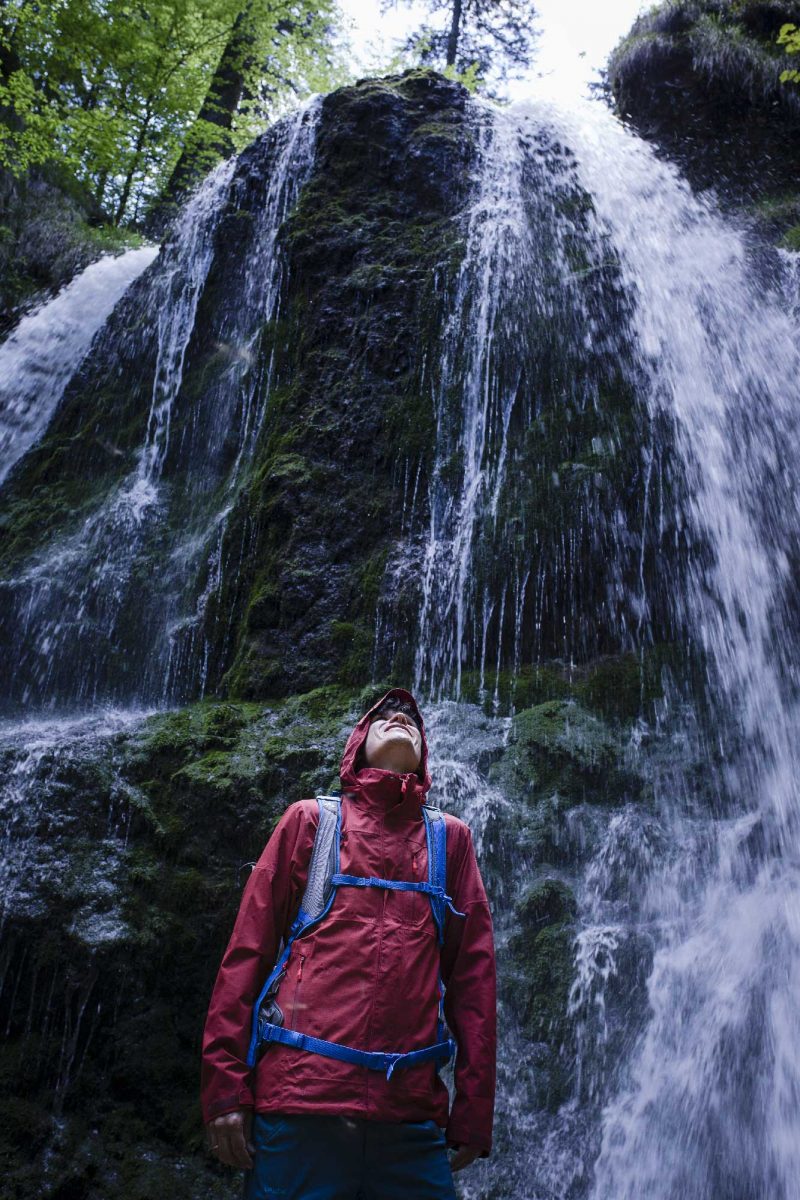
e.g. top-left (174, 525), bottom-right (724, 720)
top-left (331, 873), bottom-right (466, 917)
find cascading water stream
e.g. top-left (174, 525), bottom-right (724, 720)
top-left (413, 107), bottom-right (532, 700)
top-left (410, 100), bottom-right (647, 710)
top-left (0, 247), bottom-right (158, 486)
top-left (542, 96), bottom-right (800, 1200)
top-left (0, 100), bottom-right (320, 715)
top-left (408, 90), bottom-right (800, 1199)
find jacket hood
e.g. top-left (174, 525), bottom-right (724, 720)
top-left (340, 687), bottom-right (431, 808)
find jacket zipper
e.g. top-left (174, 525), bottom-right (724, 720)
top-left (291, 951), bottom-right (306, 1026)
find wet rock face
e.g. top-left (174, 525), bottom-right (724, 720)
top-left (0, 71), bottom-right (474, 715)
top-left (608, 0), bottom-right (800, 209)
top-left (221, 72), bottom-right (474, 698)
top-left (0, 66), bottom-right (696, 1199)
top-left (0, 164), bottom-right (131, 333)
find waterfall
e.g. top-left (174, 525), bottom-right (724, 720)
top-left (413, 107), bottom-right (534, 699)
top-left (545, 97), bottom-right (800, 1200)
top-left (411, 100), bottom-right (646, 707)
top-left (0, 247), bottom-right (158, 486)
top-left (0, 707), bottom-right (152, 938)
top-left (0, 100), bottom-right (320, 716)
top-left (3, 73), bottom-right (800, 1199)
top-left (407, 91), bottom-right (800, 1199)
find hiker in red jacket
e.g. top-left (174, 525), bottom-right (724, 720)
top-left (201, 687), bottom-right (496, 1199)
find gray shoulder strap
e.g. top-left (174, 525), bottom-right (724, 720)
top-left (296, 796), bottom-right (340, 924)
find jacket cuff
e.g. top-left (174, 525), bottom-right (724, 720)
top-left (445, 1093), bottom-right (493, 1157)
top-left (203, 1088), bottom-right (254, 1124)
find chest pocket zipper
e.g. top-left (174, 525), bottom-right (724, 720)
top-left (291, 952), bottom-right (306, 1025)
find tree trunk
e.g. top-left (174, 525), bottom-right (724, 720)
top-left (114, 109), bottom-right (152, 225)
top-left (446, 0), bottom-right (463, 66)
top-left (147, 3), bottom-right (255, 233)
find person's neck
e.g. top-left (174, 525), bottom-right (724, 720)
top-left (369, 759), bottom-right (416, 775)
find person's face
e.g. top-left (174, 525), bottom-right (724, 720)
top-left (363, 705), bottom-right (423, 775)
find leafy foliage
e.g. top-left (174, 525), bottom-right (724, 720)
top-left (0, 0), bottom-right (347, 225)
top-left (778, 21), bottom-right (800, 82)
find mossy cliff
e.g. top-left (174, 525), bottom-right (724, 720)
top-left (0, 65), bottom-right (699, 1197)
top-left (608, 0), bottom-right (800, 238)
top-left (0, 71), bottom-right (473, 711)
top-left (219, 73), bottom-right (473, 698)
top-left (0, 163), bottom-right (142, 332)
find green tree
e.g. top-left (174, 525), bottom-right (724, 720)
top-left (385, 0), bottom-right (539, 91)
top-left (151, 0), bottom-right (344, 227)
top-left (0, 0), bottom-right (346, 225)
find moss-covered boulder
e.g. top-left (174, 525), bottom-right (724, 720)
top-left (492, 698), bottom-right (643, 808)
top-left (608, 0), bottom-right (800, 221)
top-left (505, 878), bottom-right (578, 1107)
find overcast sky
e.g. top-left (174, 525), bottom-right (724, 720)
top-left (337, 0), bottom-right (647, 100)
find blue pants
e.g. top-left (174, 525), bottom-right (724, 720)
top-left (242, 1113), bottom-right (458, 1200)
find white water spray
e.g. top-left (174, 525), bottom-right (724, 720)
top-left (0, 247), bottom-right (158, 486)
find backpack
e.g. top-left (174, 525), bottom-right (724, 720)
top-left (246, 795), bottom-right (466, 1078)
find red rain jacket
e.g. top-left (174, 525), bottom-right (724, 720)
top-left (200, 688), bottom-right (497, 1156)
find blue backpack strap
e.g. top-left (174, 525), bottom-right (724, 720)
top-left (258, 1023), bottom-right (455, 1081)
top-left (421, 804), bottom-right (466, 944)
top-left (332, 804), bottom-right (465, 927)
top-left (246, 796), bottom-right (341, 1068)
top-left (330, 873), bottom-right (464, 915)
top-left (421, 804), bottom-right (466, 1071)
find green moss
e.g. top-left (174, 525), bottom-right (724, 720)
top-left (515, 699), bottom-right (618, 765)
top-left (751, 191), bottom-right (800, 220)
top-left (574, 651), bottom-right (665, 722)
top-left (506, 877), bottom-right (579, 1106)
top-left (491, 697), bottom-right (642, 807)
top-left (281, 683), bottom-right (354, 724)
top-left (331, 620), bottom-right (374, 684)
top-left (170, 748), bottom-right (252, 797)
top-left (410, 118), bottom-right (466, 143)
top-left (779, 222), bottom-right (800, 249)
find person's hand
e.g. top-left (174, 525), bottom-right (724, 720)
top-left (206, 1109), bottom-right (254, 1169)
top-left (448, 1143), bottom-right (483, 1171)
